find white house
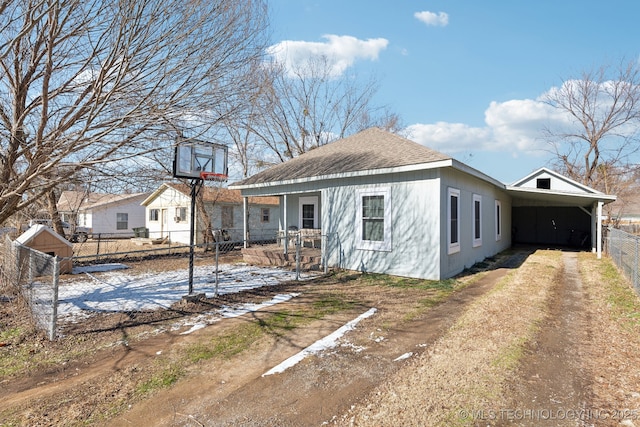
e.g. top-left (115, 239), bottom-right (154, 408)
top-left (141, 183), bottom-right (280, 245)
top-left (230, 127), bottom-right (616, 280)
top-left (57, 191), bottom-right (149, 238)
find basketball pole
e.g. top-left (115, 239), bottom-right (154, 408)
top-left (188, 177), bottom-right (203, 295)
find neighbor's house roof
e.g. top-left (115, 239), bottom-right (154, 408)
top-left (58, 191), bottom-right (149, 212)
top-left (230, 127), bottom-right (502, 190)
top-left (141, 183), bottom-right (279, 206)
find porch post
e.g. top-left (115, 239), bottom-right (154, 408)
top-left (243, 196), bottom-right (249, 249)
top-left (597, 200), bottom-right (603, 259)
top-left (283, 194), bottom-right (288, 256)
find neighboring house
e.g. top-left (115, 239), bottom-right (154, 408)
top-left (57, 191), bottom-right (149, 238)
top-left (141, 183), bottom-right (280, 245)
top-left (230, 127), bottom-right (615, 280)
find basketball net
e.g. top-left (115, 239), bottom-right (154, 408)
top-left (199, 171), bottom-right (228, 182)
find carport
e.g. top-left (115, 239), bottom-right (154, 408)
top-left (506, 168), bottom-right (616, 257)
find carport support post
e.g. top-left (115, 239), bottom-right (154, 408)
top-left (283, 194), bottom-right (288, 256)
top-left (597, 201), bottom-right (603, 259)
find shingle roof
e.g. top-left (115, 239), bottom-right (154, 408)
top-left (231, 127), bottom-right (451, 186)
top-left (158, 183), bottom-right (279, 206)
top-left (58, 191), bottom-right (148, 211)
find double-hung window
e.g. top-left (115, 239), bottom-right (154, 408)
top-left (149, 209), bottom-right (160, 222)
top-left (472, 194), bottom-right (482, 247)
top-left (448, 188), bottom-right (460, 254)
top-left (357, 187), bottom-right (392, 251)
top-left (116, 213), bottom-right (128, 230)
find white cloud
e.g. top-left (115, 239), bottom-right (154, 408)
top-left (406, 122), bottom-right (490, 153)
top-left (406, 97), bottom-right (564, 156)
top-left (414, 11), bottom-right (449, 27)
top-left (266, 35), bottom-right (389, 77)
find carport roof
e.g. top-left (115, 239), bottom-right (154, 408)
top-left (506, 186), bottom-right (616, 208)
top-left (506, 168), bottom-right (616, 207)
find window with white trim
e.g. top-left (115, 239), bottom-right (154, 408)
top-left (448, 188), bottom-right (460, 254)
top-left (116, 212), bottom-right (128, 230)
top-left (495, 200), bottom-right (502, 241)
top-left (472, 194), bottom-right (482, 247)
top-left (356, 187), bottom-right (392, 251)
top-left (175, 207), bottom-right (187, 222)
top-left (149, 209), bottom-right (160, 221)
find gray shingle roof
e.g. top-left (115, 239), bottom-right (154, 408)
top-left (232, 127), bottom-right (451, 186)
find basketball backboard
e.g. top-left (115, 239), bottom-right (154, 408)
top-left (173, 139), bottom-right (228, 180)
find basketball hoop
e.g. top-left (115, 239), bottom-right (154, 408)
top-left (200, 171), bottom-right (228, 181)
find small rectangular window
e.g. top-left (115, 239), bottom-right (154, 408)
top-left (536, 178), bottom-right (551, 189)
top-left (495, 200), bottom-right (502, 241)
top-left (116, 212), bottom-right (128, 230)
top-left (448, 188), bottom-right (460, 254)
top-left (149, 209), bottom-right (159, 221)
top-left (473, 194), bottom-right (482, 247)
top-left (261, 208), bottom-right (270, 223)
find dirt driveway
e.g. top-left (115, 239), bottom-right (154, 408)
top-left (1, 248), bottom-right (639, 426)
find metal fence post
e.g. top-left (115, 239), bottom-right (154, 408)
top-left (631, 237), bottom-right (638, 292)
top-left (295, 233), bottom-right (300, 281)
top-left (49, 257), bottom-right (60, 341)
top-left (322, 233), bottom-right (328, 275)
top-left (215, 242), bottom-right (220, 297)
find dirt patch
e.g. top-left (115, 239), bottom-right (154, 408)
top-left (499, 251), bottom-right (591, 425)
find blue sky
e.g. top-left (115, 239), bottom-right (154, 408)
top-left (267, 0), bottom-right (640, 183)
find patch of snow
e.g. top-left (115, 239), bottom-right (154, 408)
top-left (177, 293), bottom-right (300, 334)
top-left (56, 264), bottom-right (311, 323)
top-left (180, 323), bottom-right (207, 335)
top-left (393, 352), bottom-right (413, 361)
top-left (262, 307), bottom-right (377, 377)
top-left (73, 264), bottom-right (129, 274)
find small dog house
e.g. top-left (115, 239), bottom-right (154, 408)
top-left (16, 224), bottom-right (73, 274)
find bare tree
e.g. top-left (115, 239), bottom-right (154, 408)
top-left (246, 55), bottom-right (395, 163)
top-left (544, 59), bottom-right (640, 189)
top-left (0, 0), bottom-right (268, 225)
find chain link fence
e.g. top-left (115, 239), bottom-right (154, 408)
top-left (1, 229), bottom-right (330, 340)
top-left (0, 236), bottom-right (60, 340)
top-left (606, 227), bottom-right (640, 295)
